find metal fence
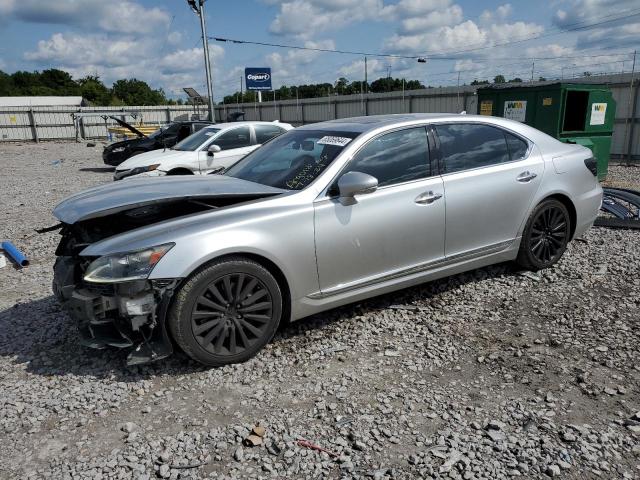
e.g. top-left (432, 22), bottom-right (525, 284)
top-left (1, 73), bottom-right (638, 161)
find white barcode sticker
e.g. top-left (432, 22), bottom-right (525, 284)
top-left (317, 136), bottom-right (352, 147)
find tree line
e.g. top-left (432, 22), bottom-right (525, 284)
top-left (222, 76), bottom-right (426, 104)
top-left (0, 68), bottom-right (183, 105)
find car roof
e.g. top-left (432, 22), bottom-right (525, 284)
top-left (201, 121), bottom-right (291, 131)
top-left (295, 113), bottom-right (560, 149)
top-left (296, 114), bottom-right (455, 133)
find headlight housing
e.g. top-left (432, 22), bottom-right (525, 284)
top-left (83, 243), bottom-right (174, 283)
top-left (129, 164), bottom-right (161, 176)
top-left (112, 146), bottom-right (127, 153)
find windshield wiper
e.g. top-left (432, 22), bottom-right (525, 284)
top-left (209, 166), bottom-right (225, 175)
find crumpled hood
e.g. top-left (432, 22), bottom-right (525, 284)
top-left (116, 149), bottom-right (181, 170)
top-left (53, 175), bottom-right (286, 224)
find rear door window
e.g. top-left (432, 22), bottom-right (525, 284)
top-left (343, 127), bottom-right (430, 187)
top-left (213, 126), bottom-right (252, 150)
top-left (435, 123), bottom-right (510, 174)
top-left (255, 125), bottom-right (286, 144)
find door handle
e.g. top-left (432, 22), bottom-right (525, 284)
top-left (516, 171), bottom-right (537, 183)
top-left (415, 191), bottom-right (443, 205)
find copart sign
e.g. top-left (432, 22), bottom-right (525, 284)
top-left (245, 68), bottom-right (272, 91)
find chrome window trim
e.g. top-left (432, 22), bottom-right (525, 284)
top-left (433, 121), bottom-right (534, 177)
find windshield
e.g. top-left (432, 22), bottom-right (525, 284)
top-left (173, 128), bottom-right (221, 151)
top-left (225, 129), bottom-right (359, 190)
top-left (148, 125), bottom-right (170, 138)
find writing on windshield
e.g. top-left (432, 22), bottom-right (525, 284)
top-left (226, 129), bottom-right (359, 190)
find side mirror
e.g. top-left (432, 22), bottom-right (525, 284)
top-left (207, 144), bottom-right (222, 156)
top-left (337, 171), bottom-right (378, 199)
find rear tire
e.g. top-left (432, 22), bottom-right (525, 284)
top-left (516, 199), bottom-right (571, 271)
top-left (167, 257), bottom-right (282, 366)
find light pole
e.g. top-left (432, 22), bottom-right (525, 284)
top-left (187, 0), bottom-right (215, 121)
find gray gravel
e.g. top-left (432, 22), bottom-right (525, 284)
top-left (1, 141), bottom-right (639, 479)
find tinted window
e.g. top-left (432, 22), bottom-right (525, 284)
top-left (255, 125), bottom-right (285, 144)
top-left (172, 128), bottom-right (221, 151)
top-left (344, 127), bottom-right (429, 187)
top-left (148, 123), bottom-right (178, 139)
top-left (436, 124), bottom-right (509, 174)
top-left (214, 126), bottom-right (252, 150)
top-left (505, 132), bottom-right (529, 160)
top-left (193, 123), bottom-right (210, 132)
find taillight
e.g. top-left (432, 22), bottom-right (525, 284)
top-left (584, 157), bottom-right (597, 176)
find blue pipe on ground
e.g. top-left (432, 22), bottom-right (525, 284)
top-left (1, 241), bottom-right (29, 267)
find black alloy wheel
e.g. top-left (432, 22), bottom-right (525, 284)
top-left (168, 257), bottom-right (282, 366)
top-left (191, 273), bottom-right (273, 356)
top-left (517, 199), bottom-right (571, 271)
top-left (529, 205), bottom-right (569, 264)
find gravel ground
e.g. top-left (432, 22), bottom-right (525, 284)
top-left (1, 141), bottom-right (639, 480)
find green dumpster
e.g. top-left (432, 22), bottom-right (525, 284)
top-left (476, 82), bottom-right (616, 180)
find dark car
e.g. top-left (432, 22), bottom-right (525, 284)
top-left (102, 120), bottom-right (214, 166)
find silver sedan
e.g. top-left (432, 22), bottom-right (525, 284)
top-left (52, 114), bottom-right (602, 366)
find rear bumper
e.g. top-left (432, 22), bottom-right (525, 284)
top-left (573, 184), bottom-right (603, 239)
top-left (53, 256), bottom-right (179, 364)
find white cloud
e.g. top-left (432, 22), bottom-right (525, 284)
top-left (380, 0), bottom-right (453, 19)
top-left (384, 19), bottom-right (543, 56)
top-left (263, 39), bottom-right (336, 85)
top-left (2, 0), bottom-right (170, 33)
top-left (159, 46), bottom-right (224, 75)
top-left (398, 5), bottom-right (463, 33)
top-left (167, 31), bottom-right (183, 46)
top-left (23, 32), bottom-right (226, 97)
top-left (25, 33), bottom-right (148, 67)
top-left (496, 4), bottom-right (512, 19)
top-left (552, 0), bottom-right (640, 50)
top-left (268, 0), bottom-right (385, 37)
top-left (480, 4), bottom-right (512, 24)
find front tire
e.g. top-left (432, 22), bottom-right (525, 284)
top-left (517, 199), bottom-right (571, 271)
top-left (167, 257), bottom-right (282, 366)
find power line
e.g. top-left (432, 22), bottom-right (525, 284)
top-left (211, 10), bottom-right (640, 62)
top-left (211, 37), bottom-right (427, 61)
top-left (425, 9), bottom-right (640, 57)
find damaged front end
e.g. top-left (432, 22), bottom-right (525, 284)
top-left (52, 224), bottom-right (182, 365)
top-left (53, 256), bottom-right (178, 365)
top-left (49, 175), bottom-right (287, 365)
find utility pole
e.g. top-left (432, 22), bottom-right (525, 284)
top-left (456, 71), bottom-right (461, 112)
top-left (531, 59), bottom-right (535, 82)
top-left (240, 76), bottom-right (243, 105)
top-left (187, 0), bottom-right (215, 121)
top-left (622, 50), bottom-right (636, 166)
top-left (364, 57), bottom-right (368, 95)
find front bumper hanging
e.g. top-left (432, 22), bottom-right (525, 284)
top-left (53, 256), bottom-right (180, 365)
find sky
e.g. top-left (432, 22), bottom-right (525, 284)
top-left (0, 0), bottom-right (638, 101)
